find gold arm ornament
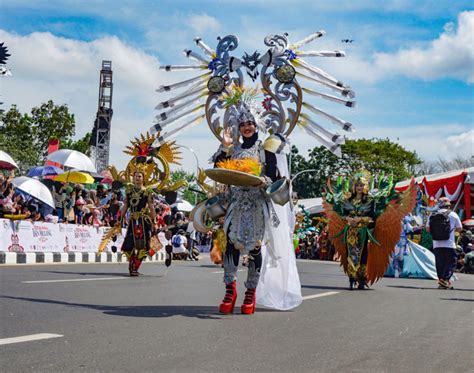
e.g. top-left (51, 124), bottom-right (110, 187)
top-left (97, 217), bottom-right (124, 255)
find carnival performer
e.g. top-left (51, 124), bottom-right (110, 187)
top-left (324, 171), bottom-right (416, 289)
top-left (98, 132), bottom-right (185, 275)
top-left (212, 105), bottom-right (279, 314)
top-left (152, 30), bottom-right (358, 312)
top-left (120, 163), bottom-right (156, 276)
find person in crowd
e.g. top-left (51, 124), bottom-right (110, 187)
top-left (186, 220), bottom-right (199, 260)
top-left (75, 198), bottom-right (85, 224)
top-left (52, 184), bottom-right (65, 221)
top-left (171, 229), bottom-right (188, 260)
top-left (426, 197), bottom-right (462, 289)
top-left (458, 229), bottom-right (472, 254)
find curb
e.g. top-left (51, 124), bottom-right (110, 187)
top-left (0, 251), bottom-right (165, 265)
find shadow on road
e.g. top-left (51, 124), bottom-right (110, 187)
top-left (387, 285), bottom-right (474, 292)
top-left (439, 297), bottom-right (474, 302)
top-left (1, 295), bottom-right (279, 319)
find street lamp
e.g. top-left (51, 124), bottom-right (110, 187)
top-left (178, 144), bottom-right (200, 205)
top-left (291, 169), bottom-right (318, 182)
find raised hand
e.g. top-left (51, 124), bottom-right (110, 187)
top-left (222, 127), bottom-right (233, 148)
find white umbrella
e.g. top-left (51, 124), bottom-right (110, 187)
top-left (47, 149), bottom-right (96, 173)
top-left (0, 150), bottom-right (19, 169)
top-left (11, 176), bottom-right (54, 208)
top-left (172, 199), bottom-right (194, 212)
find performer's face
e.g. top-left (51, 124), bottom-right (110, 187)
top-left (133, 172), bottom-right (144, 187)
top-left (355, 183), bottom-right (365, 194)
top-left (239, 121), bottom-right (256, 138)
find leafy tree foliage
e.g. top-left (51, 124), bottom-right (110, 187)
top-left (0, 101), bottom-right (91, 172)
top-left (290, 138), bottom-right (421, 199)
top-left (170, 169), bottom-right (206, 205)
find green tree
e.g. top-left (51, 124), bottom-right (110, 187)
top-left (0, 105), bottom-right (38, 172)
top-left (30, 100), bottom-right (76, 159)
top-left (62, 132), bottom-right (92, 156)
top-left (290, 138), bottom-right (421, 199)
top-left (0, 101), bottom-right (91, 172)
top-left (170, 169), bottom-right (206, 205)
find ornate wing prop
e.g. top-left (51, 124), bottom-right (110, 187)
top-left (152, 31), bottom-right (355, 156)
top-left (323, 200), bottom-right (349, 271)
top-left (97, 222), bottom-right (123, 255)
top-left (366, 179), bottom-right (417, 284)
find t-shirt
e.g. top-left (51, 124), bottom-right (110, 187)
top-left (171, 234), bottom-right (187, 253)
top-left (426, 209), bottom-right (462, 249)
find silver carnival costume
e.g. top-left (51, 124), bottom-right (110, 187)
top-left (152, 30), bottom-right (357, 313)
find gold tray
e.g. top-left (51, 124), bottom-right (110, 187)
top-left (205, 168), bottom-right (262, 187)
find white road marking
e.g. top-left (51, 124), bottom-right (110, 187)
top-left (302, 291), bottom-right (339, 300)
top-left (0, 333), bottom-right (63, 346)
top-left (211, 269), bottom-right (246, 274)
top-left (22, 277), bottom-right (128, 284)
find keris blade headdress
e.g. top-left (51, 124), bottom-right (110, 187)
top-left (151, 31), bottom-right (356, 157)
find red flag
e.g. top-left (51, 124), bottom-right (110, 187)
top-left (46, 138), bottom-right (62, 168)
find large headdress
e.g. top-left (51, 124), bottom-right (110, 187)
top-left (108, 132), bottom-right (184, 191)
top-left (221, 84), bottom-right (266, 140)
top-left (351, 169), bottom-right (371, 194)
top-left (151, 31), bottom-right (356, 157)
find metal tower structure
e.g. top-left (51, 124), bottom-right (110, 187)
top-left (90, 60), bottom-right (113, 173)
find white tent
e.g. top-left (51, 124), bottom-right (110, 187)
top-left (297, 197), bottom-right (323, 215)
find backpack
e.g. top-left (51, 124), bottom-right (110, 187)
top-left (171, 235), bottom-right (181, 248)
top-left (429, 210), bottom-right (451, 240)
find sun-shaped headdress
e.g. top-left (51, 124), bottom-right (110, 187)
top-left (108, 132), bottom-right (183, 191)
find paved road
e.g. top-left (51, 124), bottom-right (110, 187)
top-left (1, 257), bottom-right (473, 372)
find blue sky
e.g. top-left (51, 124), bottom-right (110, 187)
top-left (1, 0), bottom-right (473, 172)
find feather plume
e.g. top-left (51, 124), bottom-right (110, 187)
top-left (300, 112), bottom-right (345, 144)
top-left (216, 158), bottom-right (262, 176)
top-left (297, 120), bottom-right (342, 157)
top-left (366, 180), bottom-right (417, 284)
top-left (302, 103), bottom-right (354, 132)
top-left (302, 87), bottom-right (356, 107)
top-left (159, 64), bottom-right (207, 71)
top-left (323, 200), bottom-right (348, 272)
top-left (183, 49), bottom-right (210, 64)
top-left (156, 72), bottom-right (210, 93)
top-left (296, 71), bottom-right (355, 98)
top-left (290, 30), bottom-right (326, 50)
top-left (297, 50), bottom-right (346, 58)
top-left (193, 37), bottom-right (215, 57)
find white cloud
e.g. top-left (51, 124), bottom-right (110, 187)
top-left (445, 129), bottom-right (474, 154)
top-left (0, 30), bottom-right (180, 171)
top-left (351, 123), bottom-right (473, 161)
top-left (373, 11), bottom-right (474, 83)
top-left (1, 25), bottom-right (472, 175)
top-left (189, 14), bottom-right (221, 35)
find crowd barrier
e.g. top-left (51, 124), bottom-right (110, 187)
top-left (0, 218), bottom-right (126, 253)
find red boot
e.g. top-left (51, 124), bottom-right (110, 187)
top-left (129, 257), bottom-right (139, 276)
top-left (241, 288), bottom-right (256, 315)
top-left (219, 281), bottom-right (237, 314)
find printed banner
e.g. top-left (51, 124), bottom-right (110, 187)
top-left (0, 219), bottom-right (126, 253)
